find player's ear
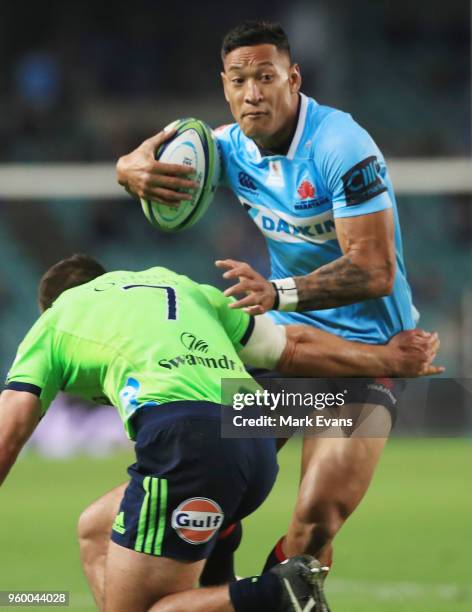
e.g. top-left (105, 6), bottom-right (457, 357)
top-left (289, 63), bottom-right (302, 94)
top-left (221, 71), bottom-right (230, 102)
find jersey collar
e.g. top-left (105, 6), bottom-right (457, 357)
top-left (286, 93), bottom-right (308, 160)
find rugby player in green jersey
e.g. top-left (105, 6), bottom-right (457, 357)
top-left (0, 255), bottom-right (441, 612)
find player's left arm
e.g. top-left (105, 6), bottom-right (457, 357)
top-left (239, 317), bottom-right (443, 378)
top-left (216, 209), bottom-right (394, 314)
top-left (0, 390), bottom-right (41, 485)
top-left (294, 208), bottom-right (395, 310)
top-left (293, 117), bottom-right (397, 310)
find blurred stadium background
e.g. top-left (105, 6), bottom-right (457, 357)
top-left (0, 1), bottom-right (471, 610)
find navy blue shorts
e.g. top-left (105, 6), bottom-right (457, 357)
top-left (111, 401), bottom-right (278, 561)
top-left (248, 369), bottom-right (404, 427)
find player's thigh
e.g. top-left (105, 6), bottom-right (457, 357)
top-left (78, 482), bottom-right (127, 543)
top-left (111, 405), bottom-right (277, 563)
top-left (104, 541), bottom-right (204, 612)
top-left (299, 406), bottom-right (390, 513)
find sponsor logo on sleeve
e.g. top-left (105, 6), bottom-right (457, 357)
top-left (172, 497), bottom-right (224, 544)
top-left (342, 156), bottom-right (387, 206)
top-left (119, 377), bottom-right (140, 414)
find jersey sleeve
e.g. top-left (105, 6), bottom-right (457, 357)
top-left (213, 125), bottom-right (235, 189)
top-left (198, 284), bottom-right (255, 349)
top-left (4, 313), bottom-right (63, 415)
top-left (316, 112), bottom-right (393, 219)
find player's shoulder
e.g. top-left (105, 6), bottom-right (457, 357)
top-left (213, 122), bottom-right (239, 144)
top-left (196, 282), bottom-right (225, 307)
top-left (309, 99), bottom-right (373, 153)
top-left (212, 122), bottom-right (248, 159)
top-left (195, 282), bottom-right (241, 318)
top-left (36, 307), bottom-right (56, 331)
top-left (17, 305), bottom-right (57, 354)
top-left (305, 98), bottom-right (384, 175)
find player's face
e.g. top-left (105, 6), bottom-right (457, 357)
top-left (221, 44), bottom-right (301, 149)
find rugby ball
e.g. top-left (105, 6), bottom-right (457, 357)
top-left (141, 118), bottom-right (220, 232)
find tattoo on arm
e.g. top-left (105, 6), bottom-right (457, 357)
top-left (295, 255), bottom-right (374, 310)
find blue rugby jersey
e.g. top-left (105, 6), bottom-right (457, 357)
top-left (215, 93), bottom-right (417, 343)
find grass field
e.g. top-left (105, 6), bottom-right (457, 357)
top-left (1, 438), bottom-right (471, 611)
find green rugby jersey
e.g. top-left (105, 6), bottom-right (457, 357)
top-left (6, 267), bottom-right (254, 439)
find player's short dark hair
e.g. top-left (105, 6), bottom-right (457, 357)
top-left (38, 254), bottom-right (106, 311)
top-left (221, 21), bottom-right (291, 62)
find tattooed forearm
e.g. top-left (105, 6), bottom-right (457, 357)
top-left (295, 254), bottom-right (392, 310)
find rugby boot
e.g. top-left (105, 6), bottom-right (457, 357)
top-left (271, 555), bottom-right (331, 612)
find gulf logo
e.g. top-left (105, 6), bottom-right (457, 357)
top-left (171, 497), bottom-right (224, 545)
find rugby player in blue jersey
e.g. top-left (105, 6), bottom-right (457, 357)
top-left (116, 20), bottom-right (432, 601)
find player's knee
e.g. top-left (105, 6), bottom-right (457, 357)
top-left (77, 505), bottom-right (102, 558)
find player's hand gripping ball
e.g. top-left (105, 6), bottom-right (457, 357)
top-left (141, 118), bottom-right (221, 232)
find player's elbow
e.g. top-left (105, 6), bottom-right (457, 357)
top-left (369, 264), bottom-right (395, 297)
top-left (0, 443), bottom-right (22, 485)
top-left (349, 246), bottom-right (396, 299)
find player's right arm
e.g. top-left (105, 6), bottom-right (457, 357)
top-left (238, 316), bottom-right (442, 377)
top-left (0, 313), bottom-right (63, 485)
top-left (276, 325), bottom-right (443, 378)
top-left (0, 391), bottom-right (41, 485)
top-left (116, 128), bottom-right (199, 204)
top-left (200, 283), bottom-right (443, 377)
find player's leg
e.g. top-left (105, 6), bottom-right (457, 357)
top-left (103, 402), bottom-right (325, 611)
top-left (149, 556), bottom-right (329, 612)
top-left (82, 506), bottom-right (236, 612)
top-left (77, 481), bottom-right (241, 596)
top-left (200, 522), bottom-right (243, 586)
top-left (109, 402), bottom-right (274, 605)
top-left (151, 583), bottom-right (232, 612)
top-left (76, 413), bottom-right (269, 604)
top-left (286, 431), bottom-right (387, 563)
top-left (284, 403), bottom-right (391, 564)
top-left (104, 542), bottom-right (326, 612)
top-left (103, 542), bottom-right (205, 611)
top-left (77, 483), bottom-right (127, 608)
top-left (263, 378), bottom-right (401, 572)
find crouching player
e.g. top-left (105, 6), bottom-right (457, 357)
top-left (0, 255), bottom-right (441, 611)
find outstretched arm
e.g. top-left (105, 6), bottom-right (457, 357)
top-left (238, 316), bottom-right (443, 378)
top-left (277, 325), bottom-right (443, 378)
top-left (0, 391), bottom-right (41, 485)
